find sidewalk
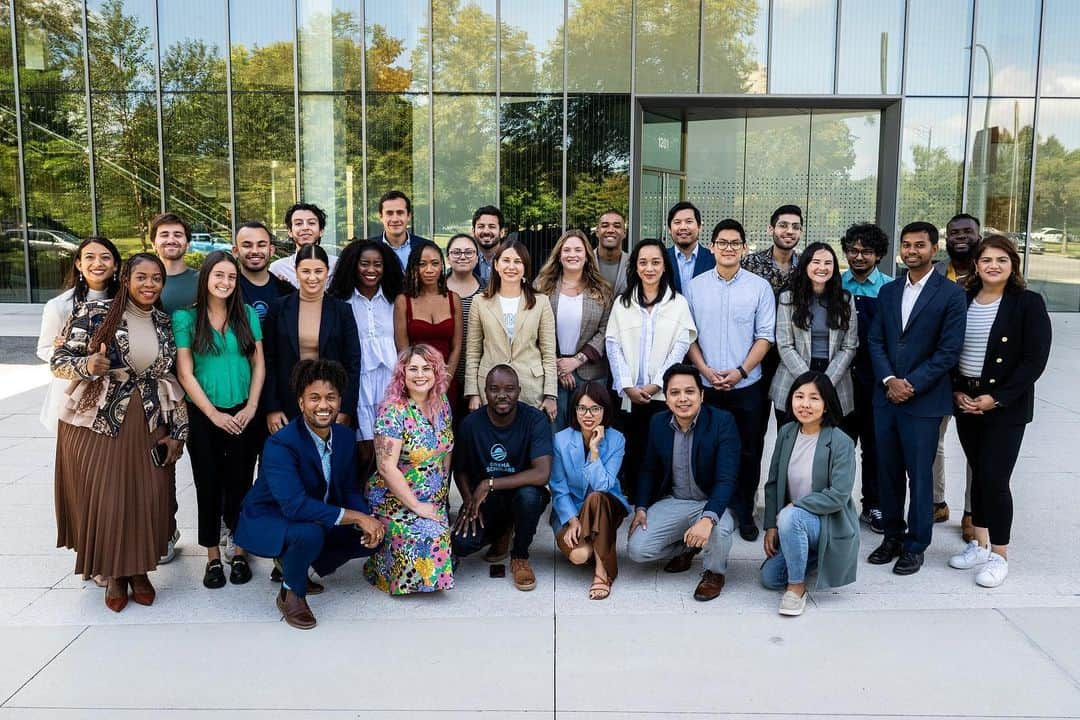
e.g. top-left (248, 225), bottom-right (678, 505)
top-left (0, 315), bottom-right (1078, 717)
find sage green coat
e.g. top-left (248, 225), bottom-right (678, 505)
top-left (764, 424), bottom-right (859, 590)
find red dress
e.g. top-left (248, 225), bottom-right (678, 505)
top-left (405, 294), bottom-right (459, 403)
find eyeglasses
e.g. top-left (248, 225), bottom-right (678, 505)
top-left (575, 404), bottom-right (604, 416)
top-left (448, 249), bottom-right (476, 259)
top-left (710, 239), bottom-right (745, 249)
top-left (775, 221), bottom-right (803, 231)
top-left (406, 366), bottom-right (434, 375)
top-left (846, 248), bottom-right (877, 257)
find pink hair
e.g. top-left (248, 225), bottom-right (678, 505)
top-left (379, 343), bottom-right (451, 422)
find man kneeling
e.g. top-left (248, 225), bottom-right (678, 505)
top-left (235, 359), bottom-right (383, 629)
top-left (627, 364), bottom-right (740, 601)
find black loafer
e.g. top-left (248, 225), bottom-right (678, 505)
top-left (270, 558), bottom-right (283, 583)
top-left (893, 551), bottom-right (924, 575)
top-left (230, 556), bottom-right (252, 585)
top-left (867, 537), bottom-right (903, 565)
top-left (203, 559), bottom-right (226, 589)
top-left (739, 522), bottom-right (759, 542)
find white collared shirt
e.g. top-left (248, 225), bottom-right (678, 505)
top-left (901, 270), bottom-right (932, 330)
top-left (347, 287), bottom-right (397, 373)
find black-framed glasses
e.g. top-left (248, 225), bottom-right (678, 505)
top-left (575, 404), bottom-right (604, 416)
top-left (710, 239), bottom-right (744, 249)
top-left (846, 248), bottom-right (877, 257)
top-left (448, 249), bottom-right (476, 259)
top-left (774, 221), bottom-right (803, 231)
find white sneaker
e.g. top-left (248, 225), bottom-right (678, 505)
top-left (159, 528), bottom-right (180, 564)
top-left (948, 540), bottom-right (990, 570)
top-left (975, 553), bottom-right (1008, 588)
top-left (778, 590), bottom-right (807, 616)
top-left (222, 532), bottom-right (237, 563)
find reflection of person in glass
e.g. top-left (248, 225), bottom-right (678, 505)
top-left (268, 202), bottom-right (339, 287)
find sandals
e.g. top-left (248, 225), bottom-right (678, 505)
top-left (203, 559), bottom-right (226, 589)
top-left (589, 576), bottom-right (612, 601)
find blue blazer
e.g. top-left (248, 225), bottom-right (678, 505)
top-left (666, 245), bottom-right (715, 295)
top-left (549, 427), bottom-right (631, 530)
top-left (261, 292), bottom-right (362, 426)
top-left (868, 270), bottom-right (966, 417)
top-left (637, 405), bottom-right (740, 518)
top-left (235, 418), bottom-right (369, 559)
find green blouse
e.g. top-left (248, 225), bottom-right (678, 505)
top-left (172, 305), bottom-right (262, 409)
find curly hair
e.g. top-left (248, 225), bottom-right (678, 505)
top-left (379, 344), bottom-right (451, 424)
top-left (291, 358), bottom-right (347, 399)
top-left (328, 239), bottom-right (403, 302)
top-left (533, 229), bottom-right (612, 305)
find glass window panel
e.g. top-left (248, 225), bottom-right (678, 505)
top-left (770, 0), bottom-right (835, 94)
top-left (0, 89), bottom-right (25, 303)
top-left (897, 98), bottom-right (966, 237)
top-left (365, 92), bottom-right (431, 238)
top-left (365, 0), bottom-right (429, 93)
top-left (15, 0), bottom-right (84, 92)
top-left (686, 113), bottom-right (745, 232)
top-left (433, 0), bottom-right (495, 93)
top-left (965, 98), bottom-right (1034, 236)
top-left (635, 0), bottom-right (700, 94)
top-left (230, 0), bottom-right (295, 92)
top-left (299, 95), bottom-right (361, 248)
top-left (702, 0), bottom-right (767, 94)
top-left (566, 94), bottom-right (630, 231)
top-left (501, 0), bottom-right (563, 93)
top-left (432, 94), bottom-right (497, 237)
top-left (743, 110), bottom-right (810, 248)
top-left (499, 95), bottom-right (562, 240)
top-left (158, 0), bottom-right (227, 92)
top-left (905, 0), bottom-right (972, 97)
top-left (235, 91), bottom-right (296, 231)
top-left (1029, 99), bottom-right (1080, 310)
top-left (837, 0), bottom-right (903, 95)
top-left (1039, 0), bottom-right (1080, 97)
top-left (641, 111), bottom-right (682, 172)
top-left (298, 0), bottom-right (363, 93)
top-left (86, 0), bottom-right (156, 92)
top-left (972, 0), bottom-right (1040, 97)
top-left (566, 0), bottom-right (630, 93)
top-left (162, 91), bottom-right (232, 236)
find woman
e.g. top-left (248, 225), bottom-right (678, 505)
top-left (550, 382), bottom-right (630, 600)
top-left (604, 239), bottom-right (697, 501)
top-left (761, 372), bottom-right (859, 617)
top-left (262, 244), bottom-right (361, 433)
top-left (393, 240), bottom-right (462, 407)
top-left (51, 253), bottom-right (188, 612)
top-left (948, 234), bottom-right (1052, 588)
top-left (173, 251), bottom-right (264, 589)
top-left (771, 241), bottom-right (857, 427)
top-left (329, 240), bottom-right (403, 475)
top-left (38, 237), bottom-right (122, 432)
top-left (364, 344), bottom-right (454, 595)
top-left (445, 233), bottom-right (482, 422)
top-left (464, 240), bottom-right (557, 419)
top-left (535, 230), bottom-right (613, 430)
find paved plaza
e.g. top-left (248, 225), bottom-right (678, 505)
top-left (0, 304), bottom-right (1078, 718)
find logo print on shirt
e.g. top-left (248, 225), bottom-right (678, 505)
top-left (490, 443), bottom-right (507, 462)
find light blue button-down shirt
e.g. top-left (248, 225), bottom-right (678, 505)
top-left (688, 268), bottom-right (776, 390)
top-left (383, 232), bottom-right (413, 270)
top-left (841, 267), bottom-right (891, 298)
top-left (304, 422), bottom-right (345, 525)
top-left (674, 244), bottom-right (701, 302)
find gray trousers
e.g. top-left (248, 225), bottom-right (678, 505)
top-left (627, 498), bottom-right (736, 574)
top-left (934, 416), bottom-right (973, 511)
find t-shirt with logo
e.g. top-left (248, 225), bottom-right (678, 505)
top-left (454, 401), bottom-right (553, 489)
top-left (238, 274), bottom-right (293, 328)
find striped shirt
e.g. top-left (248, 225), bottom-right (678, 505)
top-left (958, 297), bottom-right (1001, 377)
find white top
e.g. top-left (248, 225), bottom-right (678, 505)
top-left (37, 287), bottom-right (109, 431)
top-left (958, 296), bottom-right (1001, 378)
top-left (786, 430), bottom-right (818, 503)
top-left (555, 292), bottom-right (584, 356)
top-left (499, 294), bottom-right (519, 341)
top-left (347, 287), bottom-right (397, 373)
top-left (901, 270), bottom-right (932, 329)
top-left (268, 251), bottom-right (339, 288)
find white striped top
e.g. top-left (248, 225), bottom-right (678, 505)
top-left (958, 297), bottom-right (1002, 377)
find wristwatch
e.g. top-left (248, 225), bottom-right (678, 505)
top-left (736, 365), bottom-right (748, 379)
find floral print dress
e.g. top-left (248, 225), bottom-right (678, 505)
top-left (364, 397), bottom-right (455, 595)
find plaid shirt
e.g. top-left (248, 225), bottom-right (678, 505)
top-left (741, 247), bottom-right (800, 299)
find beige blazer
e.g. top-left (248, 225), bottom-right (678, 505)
top-left (464, 292), bottom-right (558, 408)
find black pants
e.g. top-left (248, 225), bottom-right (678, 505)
top-left (874, 403), bottom-right (940, 554)
top-left (954, 411), bottom-right (1025, 547)
top-left (452, 485), bottom-right (551, 560)
top-left (704, 382), bottom-right (764, 527)
top-left (844, 376), bottom-right (881, 509)
top-left (186, 401), bottom-right (261, 548)
top-left (618, 399), bottom-right (668, 504)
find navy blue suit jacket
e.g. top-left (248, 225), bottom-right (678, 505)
top-left (666, 245), bottom-right (716, 295)
top-left (637, 405), bottom-right (740, 518)
top-left (235, 418), bottom-right (369, 558)
top-left (365, 233), bottom-right (430, 268)
top-left (868, 270), bottom-right (966, 417)
top-left (261, 292), bottom-right (362, 425)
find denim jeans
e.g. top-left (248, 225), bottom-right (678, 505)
top-left (452, 485), bottom-right (551, 560)
top-left (760, 505), bottom-right (821, 589)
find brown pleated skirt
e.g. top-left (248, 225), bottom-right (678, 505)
top-left (54, 390), bottom-right (173, 580)
top-left (555, 491), bottom-right (628, 581)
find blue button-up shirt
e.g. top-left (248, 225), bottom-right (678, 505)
top-left (688, 268), bottom-right (776, 390)
top-left (383, 232), bottom-right (413, 270)
top-left (842, 267), bottom-right (891, 298)
top-left (674, 244), bottom-right (702, 302)
top-left (305, 421), bottom-right (344, 525)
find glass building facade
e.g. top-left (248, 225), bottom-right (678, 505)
top-left (2, 0), bottom-right (1079, 310)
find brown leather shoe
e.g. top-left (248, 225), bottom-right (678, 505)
top-left (933, 502), bottom-right (950, 523)
top-left (104, 577), bottom-right (128, 613)
top-left (130, 574), bottom-right (155, 606)
top-left (484, 527), bottom-right (513, 562)
top-left (663, 548), bottom-right (699, 573)
top-left (277, 588), bottom-right (317, 630)
top-left (306, 578), bottom-right (325, 595)
top-left (961, 512), bottom-right (975, 543)
top-left (693, 571), bottom-right (725, 602)
top-left (510, 558), bottom-right (536, 591)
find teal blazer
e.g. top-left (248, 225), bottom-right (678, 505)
top-left (763, 424), bottom-right (859, 590)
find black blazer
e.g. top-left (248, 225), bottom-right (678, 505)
top-left (952, 287), bottom-right (1051, 424)
top-left (261, 292), bottom-right (362, 426)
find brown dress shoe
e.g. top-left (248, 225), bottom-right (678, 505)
top-left (277, 588), bottom-right (317, 630)
top-left (693, 571), bottom-right (725, 602)
top-left (484, 527), bottom-right (513, 562)
top-left (933, 502), bottom-right (950, 523)
top-left (104, 577), bottom-right (129, 613)
top-left (510, 558), bottom-right (536, 591)
top-left (961, 512), bottom-right (975, 543)
top-left (663, 548), bottom-right (700, 573)
top-left (130, 574), bottom-right (156, 606)
top-left (306, 578), bottom-right (325, 595)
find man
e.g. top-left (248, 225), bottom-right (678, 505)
top-left (867, 221), bottom-right (966, 576)
top-left (686, 219), bottom-right (775, 542)
top-left (233, 220), bottom-right (293, 327)
top-left (472, 204), bottom-right (506, 285)
top-left (452, 365), bottom-right (553, 592)
top-left (840, 223), bottom-right (892, 534)
top-left (665, 201), bottom-right (715, 302)
top-left (268, 202), bottom-right (339, 288)
top-left (152, 212), bottom-right (198, 315)
top-left (235, 359), bottom-right (383, 630)
top-left (626, 364), bottom-right (740, 602)
top-left (931, 212), bottom-right (980, 537)
top-left (367, 190), bottom-right (429, 270)
top-left (595, 209), bottom-right (629, 296)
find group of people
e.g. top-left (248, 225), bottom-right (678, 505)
top-left (37, 190), bottom-right (1052, 628)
